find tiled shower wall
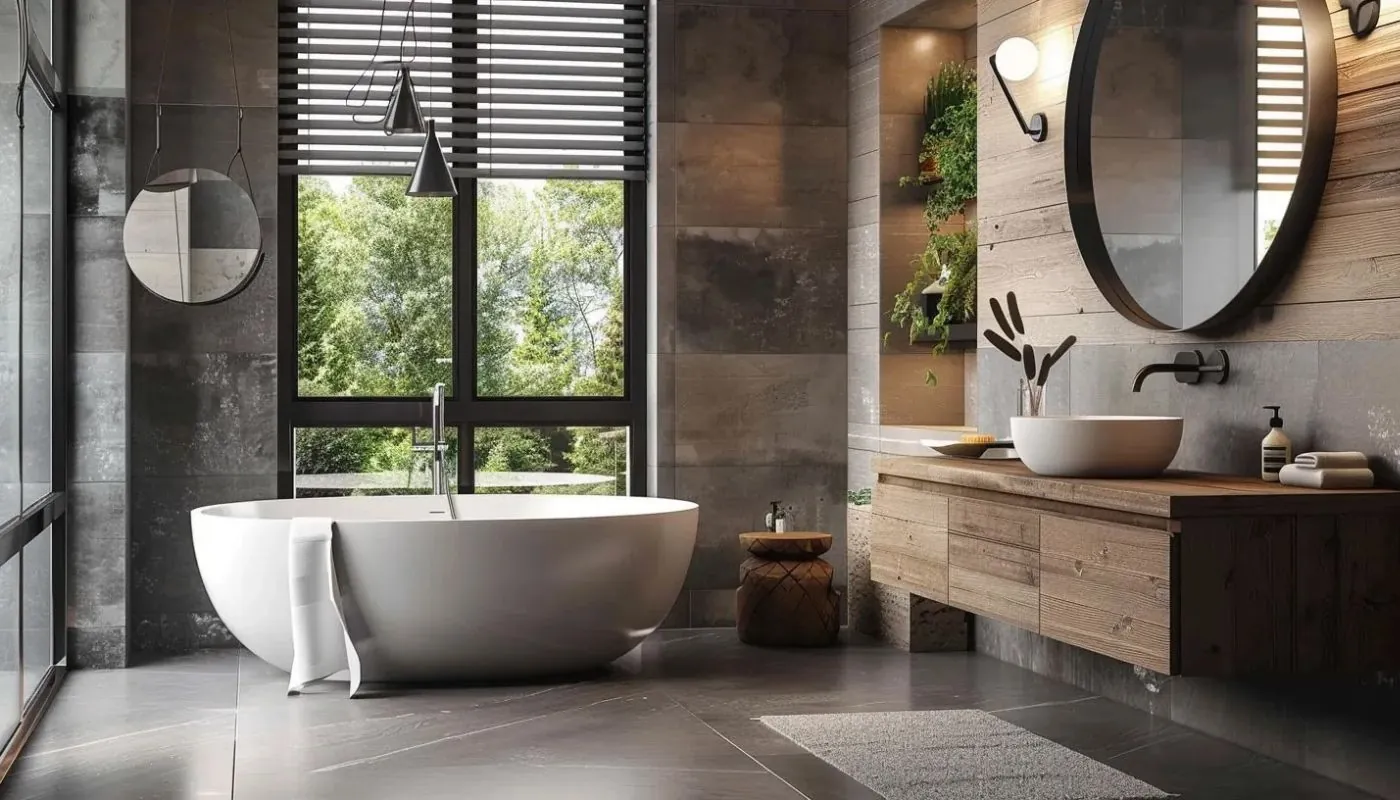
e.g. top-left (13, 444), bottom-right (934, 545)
top-left (649, 0), bottom-right (849, 626)
top-left (125, 0), bottom-right (278, 654)
top-left (68, 0), bottom-right (131, 668)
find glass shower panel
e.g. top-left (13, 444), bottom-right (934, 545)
top-left (21, 82), bottom-right (51, 507)
top-left (0, 554), bottom-right (18, 745)
top-left (0, 3), bottom-right (22, 523)
top-left (21, 527), bottom-right (51, 698)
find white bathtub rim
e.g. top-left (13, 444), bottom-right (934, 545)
top-left (193, 494), bottom-right (699, 523)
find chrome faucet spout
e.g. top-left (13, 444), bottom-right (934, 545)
top-left (431, 383), bottom-right (446, 495)
top-left (412, 382), bottom-right (451, 495)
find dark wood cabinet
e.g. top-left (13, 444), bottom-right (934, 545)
top-left (870, 457), bottom-right (1400, 676)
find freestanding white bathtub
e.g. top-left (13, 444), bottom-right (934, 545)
top-left (190, 494), bottom-right (698, 682)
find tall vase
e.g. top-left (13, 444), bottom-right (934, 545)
top-left (1019, 378), bottom-right (1045, 418)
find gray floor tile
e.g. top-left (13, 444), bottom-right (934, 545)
top-left (3, 658), bottom-right (238, 799)
top-left (1, 633), bottom-right (1384, 800)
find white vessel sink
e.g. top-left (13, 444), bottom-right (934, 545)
top-left (1010, 416), bottom-right (1183, 478)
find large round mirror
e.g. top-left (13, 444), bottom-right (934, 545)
top-left (123, 168), bottom-right (264, 305)
top-left (1065, 0), bottom-right (1336, 331)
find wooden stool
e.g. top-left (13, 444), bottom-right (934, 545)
top-left (736, 532), bottom-right (840, 647)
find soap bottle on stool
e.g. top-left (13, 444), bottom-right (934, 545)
top-left (1261, 405), bottom-right (1291, 482)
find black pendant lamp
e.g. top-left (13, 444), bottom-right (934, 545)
top-left (383, 64), bottom-right (425, 135)
top-left (406, 119), bottom-right (457, 197)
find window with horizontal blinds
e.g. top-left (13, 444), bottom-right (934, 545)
top-left (278, 0), bottom-right (648, 180)
top-left (1256, 0), bottom-right (1303, 190)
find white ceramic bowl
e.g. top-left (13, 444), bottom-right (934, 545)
top-left (1010, 415), bottom-right (1184, 478)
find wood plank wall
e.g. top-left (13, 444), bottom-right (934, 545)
top-left (977, 0), bottom-right (1400, 346)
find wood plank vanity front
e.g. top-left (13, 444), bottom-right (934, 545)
top-left (870, 457), bottom-right (1400, 676)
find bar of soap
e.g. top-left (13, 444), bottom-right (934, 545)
top-left (960, 433), bottom-right (996, 445)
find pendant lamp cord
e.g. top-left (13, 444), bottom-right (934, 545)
top-left (345, 0), bottom-right (419, 126)
top-left (144, 0), bottom-right (177, 185)
top-left (223, 0), bottom-right (255, 215)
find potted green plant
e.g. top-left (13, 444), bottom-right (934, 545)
top-left (906, 63), bottom-right (976, 182)
top-left (886, 228), bottom-right (977, 383)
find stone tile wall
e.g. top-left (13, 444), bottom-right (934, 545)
top-left (651, 0), bottom-right (849, 626)
top-left (68, 0), bottom-right (131, 668)
top-left (126, 0), bottom-right (277, 655)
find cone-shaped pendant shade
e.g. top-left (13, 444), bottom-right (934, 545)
top-left (383, 65), bottom-right (426, 135)
top-left (407, 120), bottom-right (457, 197)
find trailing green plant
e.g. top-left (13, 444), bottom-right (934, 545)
top-left (884, 227), bottom-right (978, 384)
top-left (886, 62), bottom-right (979, 387)
top-left (847, 488), bottom-right (872, 506)
top-left (920, 97), bottom-right (977, 228)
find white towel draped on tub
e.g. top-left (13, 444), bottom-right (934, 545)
top-left (288, 517), bottom-right (364, 698)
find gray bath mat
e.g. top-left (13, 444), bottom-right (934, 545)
top-left (761, 710), bottom-right (1169, 800)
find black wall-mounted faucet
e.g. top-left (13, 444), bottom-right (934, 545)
top-left (1132, 349), bottom-right (1230, 393)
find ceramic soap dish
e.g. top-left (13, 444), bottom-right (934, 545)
top-left (920, 439), bottom-right (1018, 460)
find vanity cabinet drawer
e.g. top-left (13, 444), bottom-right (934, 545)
top-left (874, 481), bottom-right (949, 526)
top-left (871, 513), bottom-right (948, 602)
top-left (948, 533), bottom-right (1039, 631)
top-left (1040, 515), bottom-right (1170, 579)
top-left (949, 498), bottom-right (1040, 549)
top-left (1040, 515), bottom-right (1172, 673)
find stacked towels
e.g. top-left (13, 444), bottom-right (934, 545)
top-left (1278, 452), bottom-right (1374, 489)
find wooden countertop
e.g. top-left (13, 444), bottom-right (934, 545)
top-left (875, 456), bottom-right (1400, 519)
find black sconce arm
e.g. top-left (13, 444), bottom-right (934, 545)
top-left (989, 53), bottom-right (1048, 143)
top-left (1340, 0), bottom-right (1380, 37)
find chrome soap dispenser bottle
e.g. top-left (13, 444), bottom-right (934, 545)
top-left (1261, 405), bottom-right (1291, 482)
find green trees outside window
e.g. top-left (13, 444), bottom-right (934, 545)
top-left (294, 176), bottom-right (627, 496)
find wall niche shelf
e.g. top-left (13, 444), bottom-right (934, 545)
top-left (913, 322), bottom-right (977, 351)
top-left (870, 456), bottom-right (1400, 676)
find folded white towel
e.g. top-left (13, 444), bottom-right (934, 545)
top-left (288, 517), bottom-right (363, 698)
top-left (1279, 464), bottom-right (1375, 489)
top-left (1293, 451), bottom-right (1370, 470)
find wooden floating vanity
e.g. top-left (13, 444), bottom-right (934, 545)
top-left (871, 457), bottom-right (1400, 676)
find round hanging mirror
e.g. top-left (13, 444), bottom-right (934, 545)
top-left (1064, 0), bottom-right (1336, 331)
top-left (123, 168), bottom-right (264, 305)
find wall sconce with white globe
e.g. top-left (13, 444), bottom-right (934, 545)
top-left (990, 37), bottom-right (1047, 143)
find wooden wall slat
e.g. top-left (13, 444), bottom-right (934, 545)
top-left (1329, 120), bottom-right (1400, 181)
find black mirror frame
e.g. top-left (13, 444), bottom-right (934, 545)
top-left (125, 168), bottom-right (267, 307)
top-left (1063, 0), bottom-right (1337, 333)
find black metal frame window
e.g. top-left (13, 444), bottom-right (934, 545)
top-left (276, 0), bottom-right (648, 498)
top-left (0, 0), bottom-right (70, 774)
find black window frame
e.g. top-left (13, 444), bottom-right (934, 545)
top-left (0, 0), bottom-right (71, 772)
top-left (277, 0), bottom-right (649, 498)
top-left (275, 175), bottom-right (648, 498)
